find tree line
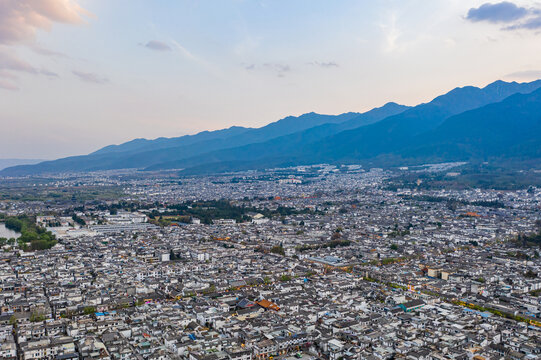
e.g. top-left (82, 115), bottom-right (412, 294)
top-left (1, 214), bottom-right (57, 251)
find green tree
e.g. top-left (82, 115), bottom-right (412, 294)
top-left (72, 214), bottom-right (86, 226)
top-left (83, 306), bottom-right (96, 315)
top-left (280, 274), bottom-right (292, 282)
top-left (29, 312), bottom-right (45, 322)
top-left (270, 245), bottom-right (285, 256)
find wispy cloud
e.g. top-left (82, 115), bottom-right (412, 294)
top-left (505, 15), bottom-right (541, 30)
top-left (244, 61), bottom-right (338, 78)
top-left (0, 68), bottom-right (19, 90)
top-left (504, 69), bottom-right (541, 79)
top-left (171, 40), bottom-right (198, 61)
top-left (380, 13), bottom-right (402, 53)
top-left (0, 51), bottom-right (36, 91)
top-left (308, 61), bottom-right (339, 68)
top-left (0, 50), bottom-right (38, 74)
top-left (143, 40), bottom-right (172, 52)
top-left (40, 69), bottom-right (59, 78)
top-left (263, 63), bottom-right (291, 75)
top-left (72, 70), bottom-right (109, 84)
top-left (244, 62), bottom-right (292, 77)
top-left (170, 39), bottom-right (223, 78)
top-left (0, 79), bottom-right (18, 90)
top-left (0, 49), bottom-right (58, 86)
top-left (31, 45), bottom-right (69, 58)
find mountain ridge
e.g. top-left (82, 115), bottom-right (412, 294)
top-left (144, 79), bottom-right (541, 172)
top-left (2, 79), bottom-right (541, 176)
top-left (1, 102), bottom-right (408, 175)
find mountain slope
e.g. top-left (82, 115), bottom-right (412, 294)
top-left (145, 102), bottom-right (410, 170)
top-left (160, 79), bottom-right (541, 173)
top-left (91, 126), bottom-right (251, 156)
top-left (300, 79), bottom-right (541, 164)
top-left (397, 87), bottom-right (541, 162)
top-left (91, 111), bottom-right (368, 157)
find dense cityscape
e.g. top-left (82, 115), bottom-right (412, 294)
top-left (3, 0), bottom-right (541, 359)
top-left (0, 164), bottom-right (540, 359)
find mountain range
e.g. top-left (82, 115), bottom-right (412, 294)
top-left (2, 79), bottom-right (541, 176)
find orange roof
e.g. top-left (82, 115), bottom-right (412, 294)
top-left (257, 299), bottom-right (280, 311)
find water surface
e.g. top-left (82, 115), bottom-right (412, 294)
top-left (0, 223), bottom-right (20, 239)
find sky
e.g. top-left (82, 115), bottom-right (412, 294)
top-left (1, 0), bottom-right (541, 159)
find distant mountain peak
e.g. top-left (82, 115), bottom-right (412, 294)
top-left (380, 101), bottom-right (406, 108)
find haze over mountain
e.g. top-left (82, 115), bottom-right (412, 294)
top-left (2, 80), bottom-right (541, 176)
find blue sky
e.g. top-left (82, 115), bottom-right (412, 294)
top-left (1, 0), bottom-right (541, 158)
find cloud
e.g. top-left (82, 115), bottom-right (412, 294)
top-left (72, 70), bottom-right (109, 84)
top-left (171, 40), bottom-right (198, 61)
top-left (0, 69), bottom-right (18, 80)
top-left (466, 1), bottom-right (541, 31)
top-left (144, 40), bottom-right (172, 52)
top-left (0, 68), bottom-right (19, 90)
top-left (466, 2), bottom-right (528, 23)
top-left (0, 78), bottom-right (18, 91)
top-left (169, 40), bottom-right (223, 79)
top-left (245, 61), bottom-right (338, 77)
top-left (0, 50), bottom-right (38, 74)
top-left (0, 0), bottom-right (89, 45)
top-left (263, 63), bottom-right (290, 73)
top-left (0, 1), bottom-right (88, 90)
top-left (505, 15), bottom-right (541, 30)
top-left (504, 69), bottom-right (541, 79)
top-left (380, 13), bottom-right (402, 53)
top-left (40, 69), bottom-right (59, 77)
top-left (308, 61), bottom-right (339, 68)
top-left (31, 45), bottom-right (69, 58)
top-left (0, 49), bottom-right (59, 87)
top-left (244, 62), bottom-right (291, 77)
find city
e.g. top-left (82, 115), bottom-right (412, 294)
top-left (0, 165), bottom-right (539, 359)
top-left (1, 1), bottom-right (541, 359)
